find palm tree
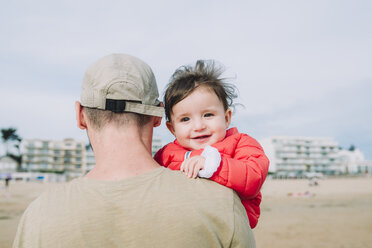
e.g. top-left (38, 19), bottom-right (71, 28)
top-left (348, 144), bottom-right (356, 151)
top-left (1, 127), bottom-right (22, 169)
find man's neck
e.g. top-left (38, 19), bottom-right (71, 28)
top-left (85, 125), bottom-right (160, 181)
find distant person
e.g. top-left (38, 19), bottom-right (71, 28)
top-left (5, 174), bottom-right (11, 188)
top-left (154, 60), bottom-right (270, 228)
top-left (13, 54), bottom-right (255, 247)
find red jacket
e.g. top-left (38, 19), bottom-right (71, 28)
top-left (154, 127), bottom-right (269, 228)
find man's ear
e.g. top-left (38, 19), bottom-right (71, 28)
top-left (225, 108), bottom-right (232, 128)
top-left (166, 121), bottom-right (175, 135)
top-left (153, 116), bottom-right (162, 127)
top-left (75, 101), bottom-right (87, 130)
top-left (152, 102), bottom-right (164, 127)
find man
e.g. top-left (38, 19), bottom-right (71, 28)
top-left (13, 54), bottom-right (255, 247)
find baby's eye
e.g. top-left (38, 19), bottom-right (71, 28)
top-left (181, 117), bottom-right (190, 122)
top-left (204, 113), bottom-right (213, 117)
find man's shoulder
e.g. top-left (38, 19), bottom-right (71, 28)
top-left (24, 179), bottom-right (83, 215)
top-left (27, 170), bottom-right (237, 209)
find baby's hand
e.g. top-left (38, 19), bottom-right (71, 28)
top-left (180, 156), bottom-right (205, 179)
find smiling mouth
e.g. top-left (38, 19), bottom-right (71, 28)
top-left (192, 135), bottom-right (211, 140)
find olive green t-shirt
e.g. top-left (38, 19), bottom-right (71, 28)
top-left (13, 167), bottom-right (255, 247)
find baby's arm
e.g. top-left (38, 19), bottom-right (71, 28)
top-left (154, 142), bottom-right (222, 179)
top-left (181, 145), bottom-right (221, 178)
top-left (154, 143), bottom-right (187, 170)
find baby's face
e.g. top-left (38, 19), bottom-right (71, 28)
top-left (166, 86), bottom-right (231, 150)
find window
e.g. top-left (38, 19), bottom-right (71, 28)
top-left (41, 156), bottom-right (49, 163)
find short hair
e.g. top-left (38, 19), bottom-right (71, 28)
top-left (164, 60), bottom-right (237, 122)
top-left (83, 107), bottom-right (152, 130)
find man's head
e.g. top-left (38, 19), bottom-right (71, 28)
top-left (77, 54), bottom-right (163, 130)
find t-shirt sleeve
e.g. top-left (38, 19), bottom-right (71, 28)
top-left (13, 200), bottom-right (40, 248)
top-left (230, 193), bottom-right (256, 248)
top-left (12, 212), bottom-right (25, 247)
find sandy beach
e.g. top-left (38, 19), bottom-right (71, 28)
top-left (1, 176), bottom-right (372, 248)
top-left (254, 177), bottom-right (372, 248)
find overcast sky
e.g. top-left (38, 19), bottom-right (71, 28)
top-left (1, 0), bottom-right (371, 159)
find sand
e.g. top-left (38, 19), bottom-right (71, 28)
top-left (1, 176), bottom-right (372, 248)
top-left (254, 176), bottom-right (372, 248)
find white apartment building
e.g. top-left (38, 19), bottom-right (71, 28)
top-left (338, 149), bottom-right (372, 174)
top-left (260, 136), bottom-right (342, 176)
top-left (21, 138), bottom-right (86, 180)
top-left (21, 136), bottom-right (163, 180)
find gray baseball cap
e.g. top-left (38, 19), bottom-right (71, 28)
top-left (81, 53), bottom-right (164, 117)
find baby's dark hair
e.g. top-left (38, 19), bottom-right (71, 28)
top-left (164, 60), bottom-right (237, 122)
